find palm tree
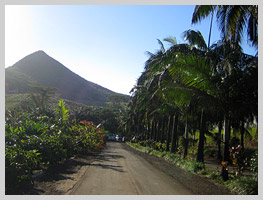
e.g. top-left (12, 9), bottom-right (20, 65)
top-left (192, 5), bottom-right (258, 49)
top-left (206, 40), bottom-right (257, 180)
top-left (126, 27), bottom-right (257, 182)
top-left (29, 85), bottom-right (56, 112)
top-left (166, 29), bottom-right (257, 179)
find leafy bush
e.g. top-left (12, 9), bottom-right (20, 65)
top-left (155, 142), bottom-right (166, 152)
top-left (146, 139), bottom-right (155, 147)
top-left (5, 146), bottom-right (41, 185)
top-left (138, 140), bottom-right (146, 147)
top-left (137, 140), bottom-right (166, 152)
top-left (5, 99), bottom-right (105, 189)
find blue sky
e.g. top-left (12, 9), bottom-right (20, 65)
top-left (5, 5), bottom-right (257, 95)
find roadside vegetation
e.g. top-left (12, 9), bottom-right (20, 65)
top-left (5, 5), bottom-right (257, 195)
top-left (127, 141), bottom-right (257, 195)
top-left (122, 5), bottom-right (258, 194)
top-left (5, 84), bottom-right (128, 194)
top-left (5, 87), bottom-right (112, 194)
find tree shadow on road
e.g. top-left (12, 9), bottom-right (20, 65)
top-left (95, 151), bottom-right (125, 163)
top-left (88, 163), bottom-right (125, 172)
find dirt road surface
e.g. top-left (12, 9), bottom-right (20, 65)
top-left (30, 142), bottom-right (233, 195)
top-left (69, 142), bottom-right (193, 195)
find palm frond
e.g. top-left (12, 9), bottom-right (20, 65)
top-left (157, 39), bottom-right (165, 53)
top-left (182, 29), bottom-right (207, 50)
top-left (192, 5), bottom-right (216, 24)
top-left (163, 36), bottom-right (177, 47)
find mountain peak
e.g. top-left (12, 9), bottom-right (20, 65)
top-left (30, 50), bottom-right (49, 57)
top-left (5, 51), bottom-right (126, 106)
top-left (35, 50), bottom-right (46, 54)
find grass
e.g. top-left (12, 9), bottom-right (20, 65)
top-left (223, 176), bottom-right (258, 195)
top-left (126, 141), bottom-right (258, 195)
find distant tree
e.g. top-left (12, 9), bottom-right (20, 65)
top-left (107, 94), bottom-right (129, 112)
top-left (29, 85), bottom-right (56, 111)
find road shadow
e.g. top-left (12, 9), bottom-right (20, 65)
top-left (5, 183), bottom-right (45, 195)
top-left (36, 159), bottom-right (90, 182)
top-left (8, 153), bottom-right (100, 195)
top-left (88, 163), bottom-right (125, 173)
top-left (95, 151), bottom-right (125, 162)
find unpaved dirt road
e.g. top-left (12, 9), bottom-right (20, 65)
top-left (69, 142), bottom-right (193, 195)
top-left (28, 141), bottom-right (232, 195)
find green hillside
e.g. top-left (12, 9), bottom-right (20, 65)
top-left (5, 50), bottom-right (129, 106)
top-left (5, 93), bottom-right (90, 111)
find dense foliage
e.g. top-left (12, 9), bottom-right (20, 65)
top-left (5, 99), bottom-right (105, 191)
top-left (5, 5), bottom-right (258, 195)
top-left (123, 5), bottom-right (258, 183)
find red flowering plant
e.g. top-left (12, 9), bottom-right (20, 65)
top-left (70, 120), bottom-right (105, 153)
top-left (77, 120), bottom-right (105, 152)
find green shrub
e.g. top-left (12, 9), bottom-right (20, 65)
top-left (138, 140), bottom-right (146, 147)
top-left (5, 100), bottom-right (105, 189)
top-left (155, 142), bottom-right (166, 152)
top-left (5, 146), bottom-right (41, 185)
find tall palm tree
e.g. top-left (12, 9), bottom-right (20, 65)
top-left (126, 27), bottom-right (257, 182)
top-left (166, 29), bottom-right (257, 179)
top-left (204, 40), bottom-right (257, 180)
top-left (192, 5), bottom-right (258, 49)
top-left (191, 5), bottom-right (215, 48)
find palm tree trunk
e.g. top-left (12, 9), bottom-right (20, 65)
top-left (147, 121), bottom-right (150, 140)
top-left (151, 120), bottom-right (154, 140)
top-left (154, 121), bottom-right (158, 141)
top-left (222, 112), bottom-right (230, 181)
top-left (157, 119), bottom-right (162, 142)
top-left (144, 122), bottom-right (147, 140)
top-left (192, 128), bottom-right (196, 146)
top-left (152, 121), bottom-right (156, 141)
top-left (217, 121), bottom-right (222, 159)
top-left (161, 116), bottom-right (165, 143)
top-left (240, 119), bottom-right (245, 148)
top-left (166, 115), bottom-right (172, 152)
top-left (155, 121), bottom-right (159, 141)
top-left (256, 116), bottom-right (258, 136)
top-left (171, 114), bottom-right (178, 153)
top-left (208, 12), bottom-right (214, 49)
top-left (192, 115), bottom-right (197, 146)
top-left (136, 117), bottom-right (140, 139)
top-left (184, 116), bottom-right (189, 158)
top-left (197, 109), bottom-right (206, 162)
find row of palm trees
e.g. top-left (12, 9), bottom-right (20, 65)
top-left (123, 5), bottom-right (258, 181)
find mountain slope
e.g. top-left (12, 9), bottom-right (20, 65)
top-left (5, 50), bottom-right (126, 106)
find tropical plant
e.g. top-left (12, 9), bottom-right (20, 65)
top-left (5, 99), bottom-right (105, 193)
top-left (55, 99), bottom-right (69, 125)
top-left (192, 5), bottom-right (258, 49)
top-left (125, 26), bottom-right (257, 182)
